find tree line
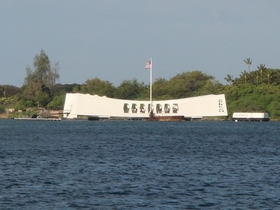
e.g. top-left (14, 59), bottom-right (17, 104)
top-left (1, 51), bottom-right (280, 119)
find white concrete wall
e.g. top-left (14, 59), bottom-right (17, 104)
top-left (63, 93), bottom-right (78, 118)
top-left (63, 93), bottom-right (228, 119)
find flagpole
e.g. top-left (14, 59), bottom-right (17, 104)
top-left (150, 58), bottom-right (152, 115)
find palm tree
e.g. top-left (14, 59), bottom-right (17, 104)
top-left (243, 58), bottom-right (252, 73)
top-left (255, 72), bottom-right (259, 86)
top-left (257, 64), bottom-right (266, 84)
top-left (224, 74), bottom-right (234, 85)
top-left (265, 69), bottom-right (272, 85)
top-left (240, 70), bottom-right (248, 84)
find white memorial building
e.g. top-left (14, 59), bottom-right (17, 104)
top-left (63, 93), bottom-right (228, 120)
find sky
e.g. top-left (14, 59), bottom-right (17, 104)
top-left (1, 0), bottom-right (280, 87)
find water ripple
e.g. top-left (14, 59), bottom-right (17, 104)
top-left (0, 120), bottom-right (280, 209)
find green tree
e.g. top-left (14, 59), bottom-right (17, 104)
top-left (168, 71), bottom-right (214, 98)
top-left (238, 70), bottom-right (248, 84)
top-left (81, 78), bottom-right (116, 97)
top-left (268, 101), bottom-right (280, 118)
top-left (47, 95), bottom-right (65, 110)
top-left (257, 64), bottom-right (266, 84)
top-left (51, 83), bottom-right (81, 96)
top-left (224, 74), bottom-right (234, 85)
top-left (254, 71), bottom-right (259, 86)
top-left (14, 98), bottom-right (34, 110)
top-left (22, 50), bottom-right (60, 107)
top-left (0, 86), bottom-right (6, 98)
top-left (0, 85), bottom-right (21, 98)
top-left (115, 79), bottom-right (145, 99)
top-left (244, 57), bottom-right (252, 73)
top-left (152, 78), bottom-right (170, 100)
top-left (31, 50), bottom-right (60, 88)
top-left (264, 69), bottom-right (272, 85)
top-left (34, 89), bottom-right (51, 107)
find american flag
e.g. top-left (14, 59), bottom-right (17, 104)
top-left (145, 61), bottom-right (151, 69)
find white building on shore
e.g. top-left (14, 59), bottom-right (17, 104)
top-left (232, 112), bottom-right (269, 122)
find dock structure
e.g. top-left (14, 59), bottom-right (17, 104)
top-left (14, 117), bottom-right (61, 121)
top-left (63, 93), bottom-right (228, 120)
top-left (232, 112), bottom-right (269, 122)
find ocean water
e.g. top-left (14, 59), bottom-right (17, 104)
top-left (0, 119), bottom-right (280, 209)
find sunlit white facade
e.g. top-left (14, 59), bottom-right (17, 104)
top-left (63, 93), bottom-right (228, 119)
